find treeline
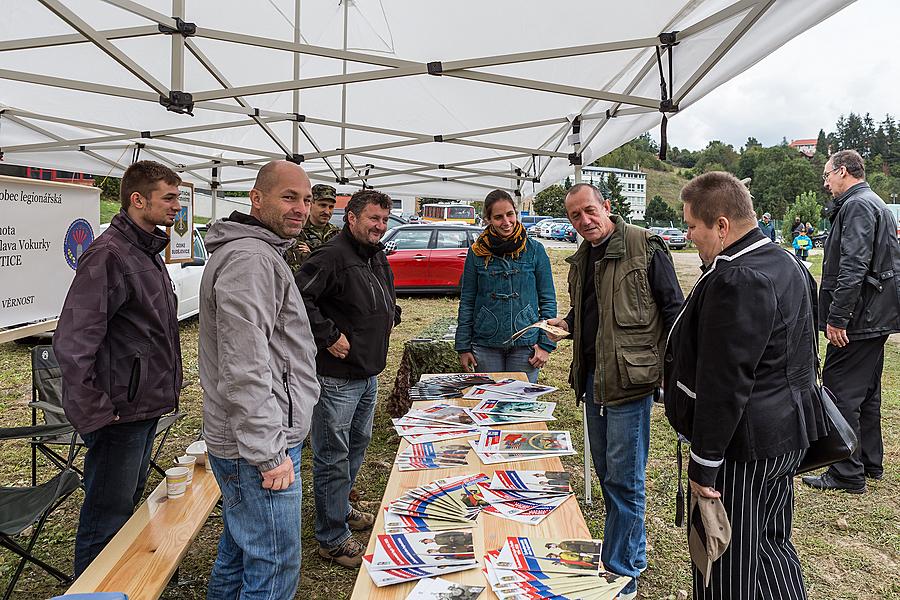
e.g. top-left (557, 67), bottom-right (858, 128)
top-left (585, 113), bottom-right (900, 230)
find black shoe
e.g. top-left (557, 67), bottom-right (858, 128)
top-left (801, 472), bottom-right (866, 494)
top-left (865, 470), bottom-right (884, 481)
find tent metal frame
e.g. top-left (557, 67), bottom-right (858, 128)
top-left (1, 0), bottom-right (774, 200)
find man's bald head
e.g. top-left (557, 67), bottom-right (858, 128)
top-left (249, 160), bottom-right (312, 238)
top-left (253, 160), bottom-right (308, 194)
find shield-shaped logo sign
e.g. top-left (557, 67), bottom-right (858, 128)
top-left (174, 207), bottom-right (189, 237)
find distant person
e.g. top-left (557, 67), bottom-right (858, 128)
top-left (666, 171), bottom-right (823, 599)
top-left (544, 183), bottom-right (684, 600)
top-left (791, 215), bottom-right (804, 240)
top-left (805, 221), bottom-right (814, 236)
top-left (802, 149), bottom-right (900, 494)
top-left (199, 160), bottom-right (319, 599)
top-left (297, 189), bottom-right (401, 568)
top-left (757, 212), bottom-right (775, 242)
top-left (792, 228), bottom-right (812, 260)
top-left (455, 189), bottom-right (557, 383)
top-left (283, 184), bottom-right (341, 273)
top-left (54, 160), bottom-right (183, 576)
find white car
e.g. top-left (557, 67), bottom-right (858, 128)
top-left (100, 224), bottom-right (207, 321)
top-left (536, 218), bottom-right (570, 238)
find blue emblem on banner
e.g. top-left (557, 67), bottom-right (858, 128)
top-left (64, 219), bottom-right (94, 270)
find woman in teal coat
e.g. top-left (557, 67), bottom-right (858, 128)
top-left (455, 189), bottom-right (557, 383)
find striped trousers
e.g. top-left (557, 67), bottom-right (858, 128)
top-left (692, 450), bottom-right (807, 600)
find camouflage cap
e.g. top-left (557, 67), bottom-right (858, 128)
top-left (312, 184), bottom-right (337, 202)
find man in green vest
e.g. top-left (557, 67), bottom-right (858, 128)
top-left (547, 183), bottom-right (683, 600)
top-left (283, 183), bottom-right (341, 274)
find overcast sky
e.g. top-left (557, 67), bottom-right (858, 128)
top-left (655, 0), bottom-right (899, 152)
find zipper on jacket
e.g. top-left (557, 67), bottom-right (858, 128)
top-left (282, 371), bottom-right (294, 427)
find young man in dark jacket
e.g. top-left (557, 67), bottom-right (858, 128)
top-left (803, 149), bottom-right (900, 493)
top-left (54, 160), bottom-right (183, 575)
top-left (296, 189), bottom-right (401, 567)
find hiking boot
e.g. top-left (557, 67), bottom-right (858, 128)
top-left (346, 506), bottom-right (375, 531)
top-left (349, 487), bottom-right (362, 502)
top-left (318, 536), bottom-right (365, 568)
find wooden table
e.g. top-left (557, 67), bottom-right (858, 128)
top-left (350, 373), bottom-right (593, 599)
top-left (65, 464), bottom-right (221, 600)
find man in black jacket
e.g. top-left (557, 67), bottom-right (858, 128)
top-left (666, 171), bottom-right (824, 599)
top-left (803, 150), bottom-right (900, 494)
top-left (296, 189), bottom-right (401, 567)
top-left (54, 161), bottom-right (183, 575)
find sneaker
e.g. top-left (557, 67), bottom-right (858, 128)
top-left (318, 536), bottom-right (365, 568)
top-left (616, 578), bottom-right (637, 599)
top-left (346, 506), bottom-right (375, 531)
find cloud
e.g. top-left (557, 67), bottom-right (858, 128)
top-left (657, 0), bottom-right (898, 151)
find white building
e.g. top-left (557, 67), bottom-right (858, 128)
top-left (576, 166), bottom-right (647, 221)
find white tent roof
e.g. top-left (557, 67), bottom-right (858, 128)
top-left (0, 0), bottom-right (853, 200)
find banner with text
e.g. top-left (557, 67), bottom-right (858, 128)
top-left (166, 181), bottom-right (194, 263)
top-left (0, 175), bottom-right (100, 328)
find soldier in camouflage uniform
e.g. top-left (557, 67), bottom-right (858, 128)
top-left (283, 183), bottom-right (341, 273)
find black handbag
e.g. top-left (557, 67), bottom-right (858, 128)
top-left (790, 257), bottom-right (858, 475)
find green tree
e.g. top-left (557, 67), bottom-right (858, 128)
top-left (563, 176), bottom-right (572, 190)
top-left (533, 185), bottom-right (567, 217)
top-left (606, 173), bottom-right (631, 218)
top-left (816, 129), bottom-right (829, 156)
top-left (752, 155), bottom-right (820, 219)
top-left (97, 175), bottom-right (120, 204)
top-left (694, 140), bottom-right (739, 173)
top-left (645, 194), bottom-right (677, 226)
top-left (781, 191), bottom-right (823, 239)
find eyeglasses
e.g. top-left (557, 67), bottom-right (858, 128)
top-left (822, 166), bottom-right (842, 181)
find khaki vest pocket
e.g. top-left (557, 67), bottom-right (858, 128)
top-left (618, 345), bottom-right (660, 388)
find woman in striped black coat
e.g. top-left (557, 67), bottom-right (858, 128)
top-left (664, 172), bottom-right (828, 600)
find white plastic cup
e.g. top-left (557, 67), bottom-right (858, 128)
top-left (186, 440), bottom-right (211, 471)
top-left (175, 455), bottom-right (196, 485)
top-left (166, 466), bottom-right (190, 499)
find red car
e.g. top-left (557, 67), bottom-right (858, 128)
top-left (383, 224), bottom-right (483, 293)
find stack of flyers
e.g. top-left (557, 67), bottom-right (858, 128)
top-left (463, 379), bottom-right (557, 401)
top-left (405, 576), bottom-right (485, 600)
top-left (393, 403), bottom-right (481, 444)
top-left (368, 530), bottom-right (478, 577)
top-left (386, 474), bottom-right (490, 528)
top-left (395, 440), bottom-right (471, 471)
top-left (483, 550), bottom-right (628, 600)
top-left (470, 429), bottom-right (576, 465)
top-left (363, 554), bottom-right (475, 588)
top-left (468, 470), bottom-right (575, 525)
top-left (464, 398), bottom-right (556, 427)
top-left (410, 374), bottom-right (496, 401)
top-left (490, 469), bottom-right (572, 494)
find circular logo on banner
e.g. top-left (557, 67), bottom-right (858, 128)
top-left (64, 219), bottom-right (95, 270)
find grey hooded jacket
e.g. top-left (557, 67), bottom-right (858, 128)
top-left (199, 212), bottom-right (319, 472)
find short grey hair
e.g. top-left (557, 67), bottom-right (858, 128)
top-left (829, 149), bottom-right (865, 179)
top-left (566, 183), bottom-right (605, 203)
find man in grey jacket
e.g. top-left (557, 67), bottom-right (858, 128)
top-left (199, 160), bottom-right (318, 599)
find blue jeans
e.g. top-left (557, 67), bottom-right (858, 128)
top-left (583, 373), bottom-right (652, 593)
top-left (472, 344), bottom-right (539, 383)
top-left (74, 417), bottom-right (159, 576)
top-left (311, 375), bottom-right (377, 548)
top-left (207, 443), bottom-right (303, 600)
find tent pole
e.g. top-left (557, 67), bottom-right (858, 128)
top-left (292, 0), bottom-right (301, 154)
top-left (170, 0), bottom-right (184, 92)
top-left (211, 166), bottom-right (219, 221)
top-left (571, 117), bottom-right (591, 506)
top-left (339, 0), bottom-right (349, 182)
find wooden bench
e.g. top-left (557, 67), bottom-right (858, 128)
top-left (64, 465), bottom-right (221, 600)
top-left (350, 372), bottom-right (594, 600)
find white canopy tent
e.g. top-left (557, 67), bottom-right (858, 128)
top-left (1, 0), bottom-right (854, 205)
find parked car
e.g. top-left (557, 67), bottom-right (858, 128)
top-left (520, 214), bottom-right (552, 228)
top-left (100, 224), bottom-right (207, 320)
top-left (329, 209), bottom-right (407, 229)
top-left (811, 231), bottom-right (828, 248)
top-left (381, 224), bottom-right (482, 293)
top-left (536, 218), bottom-right (570, 238)
top-left (547, 222), bottom-right (571, 241)
top-left (655, 227), bottom-right (687, 250)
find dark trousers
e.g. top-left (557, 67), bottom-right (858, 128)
top-left (73, 417), bottom-right (159, 576)
top-left (822, 334), bottom-right (887, 486)
top-left (693, 450), bottom-right (806, 600)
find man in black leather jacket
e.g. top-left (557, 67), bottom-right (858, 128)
top-left (803, 149), bottom-right (900, 493)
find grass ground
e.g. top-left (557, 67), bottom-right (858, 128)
top-left (0, 247), bottom-right (896, 599)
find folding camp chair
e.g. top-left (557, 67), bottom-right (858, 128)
top-left (0, 424), bottom-right (81, 600)
top-left (29, 345), bottom-right (183, 484)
